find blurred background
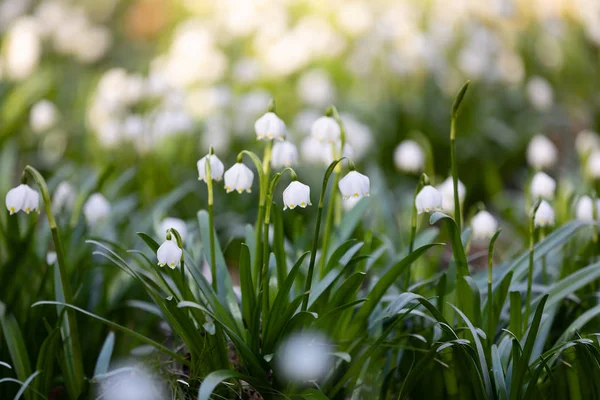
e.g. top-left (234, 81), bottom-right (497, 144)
top-left (0, 0), bottom-right (599, 213)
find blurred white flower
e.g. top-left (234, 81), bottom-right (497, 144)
top-left (5, 184), bottom-right (39, 215)
top-left (342, 196), bottom-right (362, 212)
top-left (224, 163), bottom-right (254, 193)
top-left (158, 218), bottom-right (188, 241)
top-left (587, 151), bottom-right (600, 179)
top-left (471, 210), bottom-right (498, 240)
top-left (415, 185), bottom-right (443, 214)
top-left (337, 1), bottom-right (373, 36)
top-left (438, 177), bottom-right (466, 214)
top-left (4, 17), bottom-right (41, 81)
top-left (526, 135), bottom-right (557, 170)
top-left (73, 25), bottom-right (111, 64)
top-left (530, 172), bottom-right (556, 199)
top-left (339, 171), bottom-right (370, 200)
top-left (83, 193), bottom-right (110, 226)
top-left (46, 251), bottom-right (57, 265)
top-left (575, 130), bottom-right (600, 158)
top-left (197, 154), bottom-right (225, 182)
top-left (276, 331), bottom-right (332, 383)
top-left (52, 181), bottom-right (76, 212)
top-left (297, 69), bottom-right (335, 107)
top-left (311, 116), bottom-right (340, 144)
top-left (34, 0), bottom-right (68, 38)
top-left (301, 136), bottom-right (328, 164)
top-left (575, 195), bottom-right (594, 221)
top-left (232, 57), bottom-right (261, 84)
top-left (322, 141), bottom-right (354, 165)
top-left (534, 200), bottom-right (555, 227)
top-left (30, 100), bottom-right (59, 133)
top-left (341, 113), bottom-right (373, 160)
top-left (526, 76), bottom-right (553, 111)
top-left (394, 140), bottom-right (425, 173)
top-left (255, 112), bottom-right (286, 141)
top-left (271, 141), bottom-right (298, 168)
top-left (97, 365), bottom-right (167, 400)
top-left (157, 239), bottom-right (183, 269)
top-left (283, 181), bottom-right (311, 210)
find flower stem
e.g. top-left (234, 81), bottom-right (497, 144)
top-left (450, 81), bottom-right (470, 233)
top-left (525, 200), bottom-right (540, 329)
top-left (205, 151), bottom-right (217, 292)
top-left (253, 142), bottom-right (273, 289)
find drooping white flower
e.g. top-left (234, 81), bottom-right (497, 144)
top-left (271, 141), bottom-right (298, 168)
top-left (5, 184), bottom-right (39, 215)
top-left (530, 172), bottom-right (556, 199)
top-left (52, 181), bottom-right (76, 212)
top-left (415, 185), bottom-right (443, 214)
top-left (46, 251), bottom-right (57, 265)
top-left (338, 171), bottom-right (370, 200)
top-left (575, 195), bottom-right (594, 221)
top-left (254, 112), bottom-right (286, 140)
top-left (276, 332), bottom-right (332, 383)
top-left (197, 154), bottom-right (224, 182)
top-left (224, 163), bottom-right (254, 193)
top-left (83, 193), bottom-right (110, 226)
top-left (437, 177), bottom-right (466, 214)
top-left (30, 100), bottom-right (59, 133)
top-left (471, 210), bottom-right (498, 240)
top-left (157, 239), bottom-right (183, 269)
top-left (394, 140), bottom-right (425, 173)
top-left (534, 200), bottom-right (555, 227)
top-left (587, 151), bottom-right (600, 179)
top-left (158, 218), bottom-right (187, 241)
top-left (526, 135), bottom-right (557, 170)
top-left (283, 181), bottom-right (311, 210)
top-left (311, 116), bottom-right (341, 144)
top-left (575, 130), bottom-right (600, 157)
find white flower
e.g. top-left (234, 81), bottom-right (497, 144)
top-left (342, 196), bottom-right (362, 212)
top-left (526, 76), bottom-right (553, 111)
top-left (5, 184), bottom-right (39, 215)
top-left (301, 136), bottom-right (327, 164)
top-left (575, 195), bottom-right (594, 221)
top-left (52, 181), bottom-right (76, 212)
top-left (83, 193), bottom-right (110, 226)
top-left (340, 113), bottom-right (372, 160)
top-left (98, 365), bottom-right (167, 400)
top-left (394, 140), bottom-right (425, 173)
top-left (438, 177), bottom-right (466, 214)
top-left (534, 200), bottom-right (555, 227)
top-left (276, 332), bottom-right (332, 383)
top-left (297, 69), bottom-right (335, 107)
top-left (575, 130), bottom-right (600, 157)
top-left (587, 151), bottom-right (600, 179)
top-left (322, 141), bottom-right (354, 165)
top-left (283, 181), bottom-right (311, 210)
top-left (4, 17), bottom-right (41, 81)
top-left (157, 239), bottom-right (183, 269)
top-left (271, 141), bottom-right (298, 168)
top-left (224, 163), bottom-right (254, 193)
top-left (254, 112), bottom-right (286, 140)
top-left (311, 116), bottom-right (340, 144)
top-left (158, 218), bottom-right (187, 241)
top-left (471, 210), bottom-right (498, 240)
top-left (197, 154), bottom-right (224, 182)
top-left (530, 172), bottom-right (556, 199)
top-left (338, 171), bottom-right (370, 200)
top-left (46, 251), bottom-right (57, 265)
top-left (30, 100), bottom-right (59, 133)
top-left (526, 135), bottom-right (557, 170)
top-left (415, 185), bottom-right (443, 214)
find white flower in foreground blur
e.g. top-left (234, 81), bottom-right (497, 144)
top-left (157, 239), bottom-right (182, 269)
top-left (394, 140), bottom-right (425, 173)
top-left (311, 116), bottom-right (341, 144)
top-left (271, 141), bottom-right (299, 168)
top-left (30, 100), bottom-right (59, 133)
top-left (254, 112), bottom-right (286, 140)
top-left (83, 193), bottom-right (110, 226)
top-left (526, 135), bottom-right (557, 170)
top-left (224, 163), bottom-right (254, 193)
top-left (530, 172), bottom-right (556, 200)
top-left (276, 331), bottom-right (332, 383)
top-left (575, 195), bottom-right (594, 221)
top-left (526, 76), bottom-right (553, 111)
top-left (586, 151), bottom-right (600, 180)
top-left (197, 154), bottom-right (224, 182)
top-left (52, 181), bottom-right (76, 212)
top-left (471, 210), bottom-right (498, 240)
top-left (415, 185), bottom-right (443, 214)
top-left (97, 365), bottom-right (167, 400)
top-left (5, 184), bottom-right (39, 215)
top-left (4, 17), bottom-right (41, 81)
top-left (534, 200), bottom-right (555, 228)
top-left (438, 177), bottom-right (466, 214)
top-left (338, 171), bottom-right (370, 200)
top-left (575, 130), bottom-right (600, 157)
top-left (46, 251), bottom-right (57, 265)
top-left (158, 218), bottom-right (187, 241)
top-left (283, 181), bottom-right (311, 210)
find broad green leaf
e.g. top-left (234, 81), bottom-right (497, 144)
top-left (198, 370), bottom-right (257, 400)
top-left (94, 332), bottom-right (115, 377)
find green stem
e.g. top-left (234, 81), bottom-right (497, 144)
top-left (541, 229), bottom-right (547, 285)
top-left (450, 81), bottom-right (469, 232)
top-left (319, 171), bottom-right (340, 278)
top-left (205, 154), bottom-right (217, 292)
top-left (565, 347), bottom-right (582, 400)
top-left (525, 201), bottom-right (539, 329)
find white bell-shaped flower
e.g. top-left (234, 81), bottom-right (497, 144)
top-left (83, 193), bottom-right (110, 226)
top-left (255, 112), bottom-right (286, 140)
top-left (415, 185), bottom-right (443, 214)
top-left (157, 239), bottom-right (183, 269)
top-left (224, 163), bottom-right (254, 193)
top-left (394, 140), bottom-right (425, 173)
top-left (158, 218), bottom-right (187, 241)
top-left (272, 141), bottom-right (298, 168)
top-left (5, 184), bottom-right (39, 215)
top-left (338, 171), bottom-right (370, 200)
top-left (575, 195), bottom-right (594, 221)
top-left (197, 154), bottom-right (224, 182)
top-left (526, 135), bottom-right (557, 170)
top-left (587, 151), bottom-right (600, 180)
top-left (534, 200), bottom-right (555, 227)
top-left (311, 116), bottom-right (341, 144)
top-left (52, 181), bottom-right (76, 212)
top-left (438, 177), bottom-right (466, 213)
top-left (471, 210), bottom-right (498, 240)
top-left (575, 130), bottom-right (600, 157)
top-left (30, 99), bottom-right (59, 133)
top-left (530, 171), bottom-right (556, 199)
top-left (283, 181), bottom-right (311, 210)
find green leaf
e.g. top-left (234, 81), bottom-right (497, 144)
top-left (33, 328), bottom-right (60, 397)
top-left (338, 197), bottom-right (370, 243)
top-left (541, 260), bottom-right (600, 310)
top-left (198, 370), bottom-right (256, 400)
top-left (136, 232), bottom-right (160, 253)
top-left (509, 291), bottom-right (522, 339)
top-left (13, 371), bottom-right (40, 400)
top-left (0, 310), bottom-right (32, 400)
top-left (239, 244), bottom-right (256, 328)
top-left (94, 332), bottom-right (115, 377)
top-left (492, 345), bottom-right (509, 400)
top-left (555, 304), bottom-right (600, 347)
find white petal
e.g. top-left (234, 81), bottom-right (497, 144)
top-left (5, 184), bottom-right (28, 215)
